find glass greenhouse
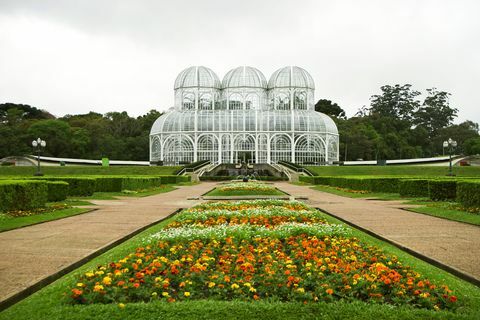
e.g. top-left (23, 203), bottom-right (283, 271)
top-left (150, 66), bottom-right (339, 165)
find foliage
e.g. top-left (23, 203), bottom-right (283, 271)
top-left (457, 181), bottom-right (480, 208)
top-left (46, 181), bottom-right (69, 202)
top-left (0, 180), bottom-right (48, 212)
top-left (398, 179), bottom-right (430, 197)
top-left (304, 165), bottom-right (480, 177)
top-left (428, 180), bottom-right (457, 201)
top-left (314, 99), bottom-right (346, 119)
top-left (0, 165), bottom-right (181, 176)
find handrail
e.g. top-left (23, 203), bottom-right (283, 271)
top-left (176, 160), bottom-right (211, 175)
top-left (278, 161), bottom-right (314, 176)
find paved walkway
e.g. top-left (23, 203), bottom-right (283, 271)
top-left (276, 182), bottom-right (480, 282)
top-left (1, 181), bottom-right (479, 308)
top-left (0, 182), bottom-right (216, 306)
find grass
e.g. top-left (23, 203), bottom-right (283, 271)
top-left (305, 165), bottom-right (480, 177)
top-left (205, 188), bottom-right (286, 197)
top-left (311, 185), bottom-right (480, 225)
top-left (0, 165), bottom-right (182, 176)
top-left (70, 185), bottom-right (177, 200)
top-left (1, 206), bottom-right (479, 319)
top-left (0, 207), bottom-right (92, 232)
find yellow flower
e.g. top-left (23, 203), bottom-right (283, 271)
top-left (102, 276), bottom-right (112, 286)
top-left (231, 283), bottom-right (240, 289)
top-left (151, 292), bottom-right (158, 297)
top-left (118, 303), bottom-right (125, 309)
top-left (162, 292), bottom-right (169, 297)
top-left (93, 284), bottom-right (104, 292)
top-left (243, 282), bottom-right (251, 288)
top-left (249, 287), bottom-right (257, 293)
top-left (76, 283), bottom-right (84, 287)
top-left (297, 288), bottom-right (305, 293)
top-left (85, 272), bottom-right (94, 278)
top-left (208, 282), bottom-right (216, 288)
top-left (136, 259), bottom-right (142, 264)
top-left (184, 291), bottom-right (191, 297)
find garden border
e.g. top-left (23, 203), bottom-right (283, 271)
top-left (0, 208), bottom-right (183, 312)
top-left (316, 208), bottom-right (480, 288)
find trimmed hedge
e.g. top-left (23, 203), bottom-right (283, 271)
top-left (94, 177), bottom-right (123, 192)
top-left (46, 181), bottom-right (69, 202)
top-left (398, 179), bottom-right (429, 197)
top-left (428, 180), bottom-right (457, 201)
top-left (200, 176), bottom-right (287, 181)
top-left (34, 177), bottom-right (96, 196)
top-left (0, 180), bottom-right (48, 212)
top-left (457, 181), bottom-right (480, 208)
top-left (300, 176), bottom-right (401, 193)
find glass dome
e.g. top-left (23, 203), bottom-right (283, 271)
top-left (222, 66), bottom-right (267, 89)
top-left (174, 66), bottom-right (221, 89)
top-left (268, 66), bottom-right (315, 89)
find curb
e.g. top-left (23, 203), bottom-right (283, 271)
top-left (317, 207), bottom-right (480, 288)
top-left (0, 208), bottom-right (182, 312)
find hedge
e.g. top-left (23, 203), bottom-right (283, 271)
top-left (33, 177), bottom-right (96, 196)
top-left (199, 176), bottom-right (287, 181)
top-left (46, 181), bottom-right (69, 202)
top-left (0, 180), bottom-right (48, 212)
top-left (398, 179), bottom-right (429, 197)
top-left (457, 181), bottom-right (480, 208)
top-left (94, 177), bottom-right (124, 192)
top-left (428, 180), bottom-right (457, 201)
top-left (300, 176), bottom-right (401, 193)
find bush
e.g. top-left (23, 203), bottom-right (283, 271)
top-left (399, 179), bottom-right (429, 197)
top-left (428, 180), bottom-right (457, 201)
top-left (200, 176), bottom-right (285, 181)
top-left (457, 181), bottom-right (480, 208)
top-left (40, 177), bottom-right (96, 196)
top-left (0, 180), bottom-right (48, 212)
top-left (121, 177), bottom-right (163, 190)
top-left (175, 175), bottom-right (191, 183)
top-left (46, 181), bottom-right (69, 202)
top-left (94, 177), bottom-right (123, 192)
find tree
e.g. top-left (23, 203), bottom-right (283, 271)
top-left (27, 120), bottom-right (73, 157)
top-left (464, 137), bottom-right (480, 155)
top-left (414, 88), bottom-right (458, 138)
top-left (369, 84), bottom-right (421, 123)
top-left (0, 103), bottom-right (53, 121)
top-left (314, 99), bottom-right (346, 120)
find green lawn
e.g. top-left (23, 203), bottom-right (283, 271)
top-left (1, 208), bottom-right (479, 319)
top-left (305, 165), bottom-right (480, 177)
top-left (311, 185), bottom-right (480, 225)
top-left (0, 165), bottom-right (182, 176)
top-left (0, 207), bottom-right (92, 232)
top-left (70, 185), bottom-right (177, 200)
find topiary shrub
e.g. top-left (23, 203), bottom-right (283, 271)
top-left (457, 181), bottom-right (480, 208)
top-left (299, 176), bottom-right (314, 184)
top-left (0, 180), bottom-right (48, 212)
top-left (46, 181), bottom-right (69, 202)
top-left (399, 179), bottom-right (429, 197)
top-left (428, 180), bottom-right (457, 201)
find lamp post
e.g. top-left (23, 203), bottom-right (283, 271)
top-left (443, 138), bottom-right (457, 176)
top-left (32, 138), bottom-right (46, 176)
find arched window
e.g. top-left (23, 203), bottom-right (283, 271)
top-left (294, 91), bottom-right (306, 110)
top-left (275, 93), bottom-right (290, 110)
top-left (245, 94), bottom-right (259, 110)
top-left (199, 93), bottom-right (213, 110)
top-left (151, 137), bottom-right (161, 161)
top-left (197, 134), bottom-right (219, 163)
top-left (295, 135), bottom-right (325, 165)
top-left (229, 93), bottom-right (243, 110)
top-left (182, 92), bottom-right (195, 110)
top-left (270, 134), bottom-right (291, 163)
top-left (163, 135), bottom-right (194, 165)
top-left (328, 138), bottom-right (338, 163)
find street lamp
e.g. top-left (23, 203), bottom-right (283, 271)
top-left (32, 138), bottom-right (46, 176)
top-left (443, 138), bottom-right (457, 176)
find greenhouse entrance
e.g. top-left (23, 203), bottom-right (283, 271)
top-left (234, 151), bottom-right (255, 164)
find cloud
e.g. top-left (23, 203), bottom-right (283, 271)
top-left (0, 0), bottom-right (479, 125)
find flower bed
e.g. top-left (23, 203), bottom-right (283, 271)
top-left (206, 182), bottom-right (285, 197)
top-left (69, 200), bottom-right (458, 311)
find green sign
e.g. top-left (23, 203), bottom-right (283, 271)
top-left (102, 158), bottom-right (109, 167)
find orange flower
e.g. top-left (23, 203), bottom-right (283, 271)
top-left (326, 288), bottom-right (334, 295)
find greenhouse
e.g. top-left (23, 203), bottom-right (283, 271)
top-left (150, 66), bottom-right (339, 165)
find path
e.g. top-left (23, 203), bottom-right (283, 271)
top-left (0, 182), bottom-right (216, 307)
top-left (277, 182), bottom-right (480, 282)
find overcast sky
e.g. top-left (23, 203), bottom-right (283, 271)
top-left (0, 0), bottom-right (479, 124)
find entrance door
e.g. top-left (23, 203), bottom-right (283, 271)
top-left (235, 151), bottom-right (255, 164)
